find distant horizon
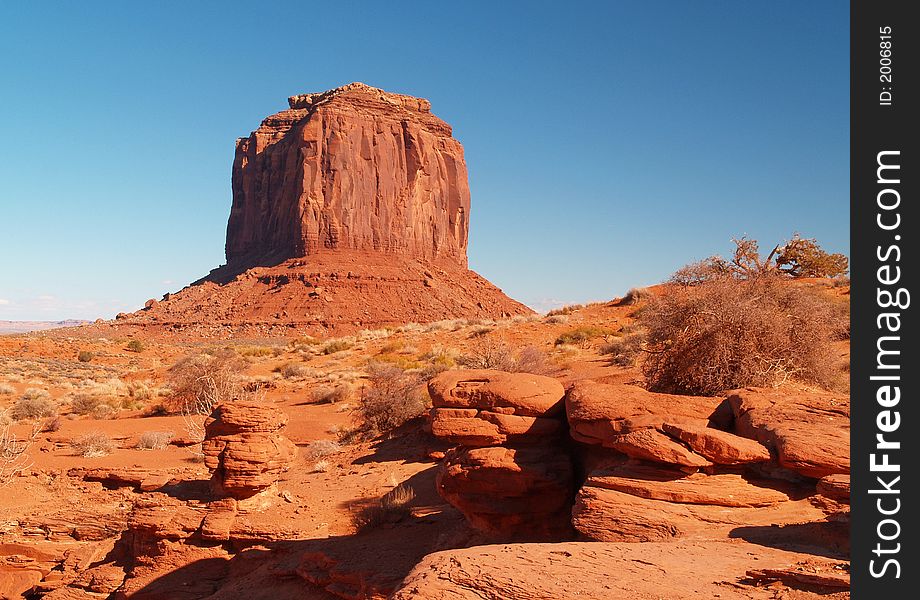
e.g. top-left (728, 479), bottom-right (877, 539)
top-left (0, 1), bottom-right (849, 321)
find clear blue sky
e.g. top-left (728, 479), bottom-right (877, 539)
top-left (0, 1), bottom-right (848, 320)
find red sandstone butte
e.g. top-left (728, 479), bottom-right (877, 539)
top-left (227, 82), bottom-right (470, 267)
top-left (111, 83), bottom-right (531, 337)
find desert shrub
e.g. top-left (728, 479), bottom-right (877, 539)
top-left (136, 431), bottom-right (174, 450)
top-left (510, 346), bottom-right (552, 374)
top-left (0, 383), bottom-right (15, 396)
top-left (290, 336), bottom-right (320, 349)
top-left (70, 393), bottom-right (105, 415)
top-left (304, 439), bottom-right (342, 461)
top-left (599, 333), bottom-right (646, 367)
top-left (309, 459), bottom-right (331, 473)
top-left (238, 345), bottom-right (276, 357)
top-left (457, 339), bottom-right (551, 374)
top-left (322, 339), bottom-right (352, 355)
top-left (127, 381), bottom-right (153, 402)
top-left (542, 314), bottom-right (569, 324)
top-left (10, 389), bottom-right (57, 421)
top-left (41, 416), bottom-right (62, 433)
top-left (554, 326), bottom-right (614, 347)
top-left (457, 338), bottom-right (516, 371)
top-left (311, 383), bottom-right (351, 405)
top-left (77, 351), bottom-right (94, 363)
top-left (546, 304), bottom-right (584, 317)
top-left (126, 340), bottom-right (145, 353)
top-left (672, 235), bottom-right (849, 285)
top-left (279, 361), bottom-right (312, 379)
top-left (774, 235), bottom-right (849, 278)
top-left (72, 432), bottom-right (115, 458)
top-left (167, 352), bottom-right (246, 415)
top-left (640, 275), bottom-right (845, 395)
top-left (670, 257), bottom-right (732, 286)
top-left (354, 484), bottom-right (416, 531)
top-left (354, 363), bottom-right (427, 436)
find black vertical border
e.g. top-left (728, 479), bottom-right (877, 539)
top-left (851, 0), bottom-right (916, 596)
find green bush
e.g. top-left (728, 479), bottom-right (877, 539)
top-left (126, 340), bottom-right (145, 353)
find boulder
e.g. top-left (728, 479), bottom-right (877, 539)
top-left (428, 369), bottom-right (565, 417)
top-left (202, 401), bottom-right (297, 500)
top-left (436, 446), bottom-right (573, 538)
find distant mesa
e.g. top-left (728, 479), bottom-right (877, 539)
top-left (118, 83), bottom-right (531, 338)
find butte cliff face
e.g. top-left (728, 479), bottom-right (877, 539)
top-left (227, 83), bottom-right (470, 268)
top-left (116, 83), bottom-right (530, 338)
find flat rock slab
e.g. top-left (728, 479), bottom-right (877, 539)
top-left (565, 380), bottom-right (723, 446)
top-left (392, 540), bottom-right (850, 599)
top-left (572, 485), bottom-right (826, 543)
top-left (608, 429), bottom-right (712, 468)
top-left (661, 421), bottom-right (771, 464)
top-left (817, 474), bottom-right (850, 503)
top-left (586, 464), bottom-right (790, 507)
top-left (727, 388), bottom-right (849, 479)
top-left (429, 408), bottom-right (563, 446)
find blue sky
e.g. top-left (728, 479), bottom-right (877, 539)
top-left (0, 1), bottom-right (848, 320)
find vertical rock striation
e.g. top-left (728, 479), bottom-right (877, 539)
top-left (227, 82), bottom-right (470, 268)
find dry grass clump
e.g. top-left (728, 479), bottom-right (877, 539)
top-left (77, 351), bottom-right (94, 363)
top-left (279, 361), bottom-right (312, 379)
top-left (641, 275), bottom-right (847, 395)
top-left (311, 383), bottom-right (351, 405)
top-left (554, 326), bottom-right (615, 347)
top-left (599, 333), bottom-right (646, 367)
top-left (166, 351), bottom-right (246, 414)
top-left (135, 431), bottom-right (174, 450)
top-left (546, 304), bottom-right (584, 317)
top-left (352, 363), bottom-right (427, 437)
top-left (322, 339), bottom-right (353, 355)
top-left (10, 389), bottom-right (57, 421)
top-left (354, 483), bottom-right (416, 531)
top-left (126, 339), bottom-right (145, 353)
top-left (457, 339), bottom-right (551, 374)
top-left (304, 439), bottom-right (342, 461)
top-left (72, 432), bottom-right (115, 458)
top-left (0, 383), bottom-right (15, 396)
top-left (542, 314), bottom-right (570, 324)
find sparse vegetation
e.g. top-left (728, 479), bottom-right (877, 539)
top-left (671, 235), bottom-right (849, 286)
top-left (599, 333), bottom-right (646, 367)
top-left (10, 389), bottom-right (57, 421)
top-left (554, 326), bottom-right (614, 347)
top-left (322, 339), bottom-right (353, 355)
top-left (77, 351), bottom-right (94, 363)
top-left (72, 432), bottom-right (115, 458)
top-left (279, 361), bottom-right (312, 379)
top-left (353, 363), bottom-right (427, 437)
top-left (136, 431), bottom-right (174, 450)
top-left (304, 439), bottom-right (342, 460)
top-left (640, 274), bottom-right (846, 395)
top-left (167, 352), bottom-right (246, 415)
top-left (457, 339), bottom-right (551, 374)
top-left (126, 339), bottom-right (145, 353)
top-left (311, 383), bottom-right (351, 405)
top-left (0, 383), bottom-right (15, 396)
top-left (354, 483), bottom-right (416, 531)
